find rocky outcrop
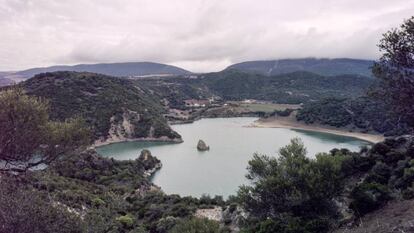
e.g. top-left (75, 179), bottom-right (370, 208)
top-left (138, 149), bottom-right (162, 177)
top-left (134, 183), bottom-right (162, 197)
top-left (194, 205), bottom-right (248, 232)
top-left (197, 140), bottom-right (210, 151)
top-left (222, 205), bottom-right (249, 232)
top-left (195, 206), bottom-right (223, 222)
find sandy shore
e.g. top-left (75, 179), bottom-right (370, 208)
top-left (250, 116), bottom-right (385, 143)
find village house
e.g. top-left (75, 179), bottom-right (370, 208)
top-left (184, 99), bottom-right (211, 107)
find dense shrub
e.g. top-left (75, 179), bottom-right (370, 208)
top-left (238, 138), bottom-right (344, 233)
top-left (365, 162), bottom-right (392, 184)
top-left (0, 177), bottom-right (84, 233)
top-left (297, 97), bottom-right (412, 135)
top-left (116, 214), bottom-right (135, 228)
top-left (349, 182), bottom-right (391, 216)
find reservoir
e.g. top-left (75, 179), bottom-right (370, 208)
top-left (97, 117), bottom-right (370, 198)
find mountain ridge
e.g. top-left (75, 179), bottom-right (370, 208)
top-left (1, 61), bottom-right (191, 81)
top-left (225, 58), bottom-right (374, 77)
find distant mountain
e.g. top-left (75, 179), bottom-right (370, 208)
top-left (20, 71), bottom-right (181, 142)
top-left (5, 62), bottom-right (191, 80)
top-left (226, 58), bottom-right (374, 77)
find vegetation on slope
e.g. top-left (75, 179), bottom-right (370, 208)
top-left (21, 71), bottom-right (180, 141)
top-left (138, 70), bottom-right (374, 107)
top-left (236, 136), bottom-right (414, 233)
top-left (296, 97), bottom-right (412, 136)
top-left (0, 90), bottom-right (224, 232)
top-left (137, 77), bottom-right (214, 110)
top-left (200, 70), bottom-right (373, 104)
top-left (1, 149), bottom-right (226, 233)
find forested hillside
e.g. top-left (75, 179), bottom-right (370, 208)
top-left (21, 71), bottom-right (180, 141)
top-left (138, 70), bottom-right (374, 107)
top-left (296, 97), bottom-right (412, 136)
top-left (137, 77), bottom-right (214, 109)
top-left (200, 70), bottom-right (373, 103)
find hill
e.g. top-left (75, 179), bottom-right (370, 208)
top-left (0, 77), bottom-right (14, 87)
top-left (5, 62), bottom-right (191, 80)
top-left (20, 71), bottom-right (181, 143)
top-left (296, 97), bottom-right (413, 136)
top-left (226, 58), bottom-right (374, 77)
top-left (199, 70), bottom-right (374, 104)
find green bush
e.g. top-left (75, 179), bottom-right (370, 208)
top-left (402, 187), bottom-right (414, 199)
top-left (156, 216), bottom-right (179, 233)
top-left (365, 162), bottom-right (391, 184)
top-left (92, 197), bottom-right (106, 207)
top-left (116, 214), bottom-right (134, 228)
top-left (238, 138), bottom-right (344, 233)
top-left (349, 182), bottom-right (391, 216)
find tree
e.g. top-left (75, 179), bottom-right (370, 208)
top-left (238, 138), bottom-right (344, 233)
top-left (0, 88), bottom-right (91, 173)
top-left (372, 16), bottom-right (414, 127)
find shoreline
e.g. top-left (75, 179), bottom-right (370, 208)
top-left (249, 116), bottom-right (385, 143)
top-left (91, 136), bottom-right (183, 149)
top-left (92, 114), bottom-right (384, 150)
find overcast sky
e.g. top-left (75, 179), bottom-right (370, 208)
top-left (1, 0), bottom-right (413, 72)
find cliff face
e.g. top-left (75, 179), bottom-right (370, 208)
top-left (21, 71), bottom-right (181, 142)
top-left (138, 149), bottom-right (162, 178)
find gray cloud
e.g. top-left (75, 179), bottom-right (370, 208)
top-left (0, 0), bottom-right (413, 72)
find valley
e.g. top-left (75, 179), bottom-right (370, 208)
top-left (1, 12), bottom-right (414, 233)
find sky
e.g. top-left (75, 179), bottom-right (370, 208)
top-left (0, 0), bottom-right (413, 72)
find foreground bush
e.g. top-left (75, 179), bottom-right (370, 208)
top-left (238, 138), bottom-right (345, 233)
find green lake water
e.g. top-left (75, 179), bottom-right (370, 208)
top-left (96, 117), bottom-right (370, 198)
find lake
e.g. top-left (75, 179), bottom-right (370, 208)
top-left (96, 117), bottom-right (370, 198)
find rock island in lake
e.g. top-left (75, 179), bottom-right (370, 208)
top-left (197, 139), bottom-right (210, 151)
